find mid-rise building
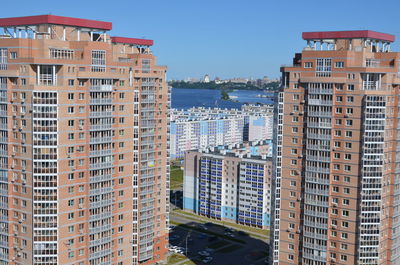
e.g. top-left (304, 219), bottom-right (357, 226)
top-left (170, 105), bottom-right (273, 159)
top-left (183, 140), bottom-right (272, 229)
top-left (0, 15), bottom-right (169, 265)
top-left (271, 30), bottom-right (400, 264)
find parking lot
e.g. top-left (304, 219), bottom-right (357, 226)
top-left (167, 221), bottom-right (268, 265)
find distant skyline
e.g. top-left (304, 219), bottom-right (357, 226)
top-left (3, 0), bottom-right (400, 79)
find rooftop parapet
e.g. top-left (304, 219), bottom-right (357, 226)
top-left (302, 30), bottom-right (395, 42)
top-left (302, 30), bottom-right (395, 52)
top-left (0, 14), bottom-right (112, 30)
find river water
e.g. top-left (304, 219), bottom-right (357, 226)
top-left (171, 88), bottom-right (274, 109)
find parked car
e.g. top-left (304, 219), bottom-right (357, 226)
top-left (203, 256), bottom-right (213, 263)
top-left (169, 235), bottom-right (180, 241)
top-left (198, 233), bottom-right (207, 239)
top-left (198, 250), bottom-right (210, 256)
top-left (205, 222), bottom-right (214, 227)
top-left (199, 224), bottom-right (208, 230)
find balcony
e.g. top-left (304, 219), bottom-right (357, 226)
top-left (90, 85), bottom-right (113, 91)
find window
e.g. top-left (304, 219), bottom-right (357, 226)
top-left (335, 61), bottom-right (344, 68)
top-left (50, 48), bottom-right (74, 59)
top-left (336, 107), bottom-right (342, 114)
top-left (344, 188), bottom-right (350, 194)
top-left (346, 108), bottom-right (353, 114)
top-left (347, 96), bottom-right (354, 102)
top-left (345, 131), bottom-right (352, 137)
top-left (79, 93), bottom-right (84, 100)
top-left (341, 232), bottom-right (348, 239)
top-left (290, 181), bottom-right (296, 187)
top-left (342, 210), bottom-right (349, 216)
top-left (79, 80), bottom-right (85, 87)
top-left (21, 79), bottom-right (26, 86)
top-left (68, 79), bottom-right (75, 87)
top-left (292, 127), bottom-right (298, 133)
top-left (0, 49), bottom-right (7, 70)
top-left (346, 120), bottom-right (353, 126)
top-left (91, 50), bottom-right (106, 72)
top-left (343, 199), bottom-right (349, 206)
top-left (68, 107), bottom-right (74, 113)
top-left (316, 58), bottom-right (332, 77)
top-left (304, 62), bottom-right (313, 68)
top-left (336, 96), bottom-right (342, 102)
top-left (347, 84), bottom-right (354, 90)
top-left (344, 165), bottom-right (351, 171)
top-left (119, 92), bottom-right (125, 99)
top-left (345, 154), bottom-right (351, 160)
top-left (68, 120), bottom-right (74, 126)
top-left (344, 176), bottom-right (350, 183)
top-left (10, 52), bottom-right (17, 59)
top-left (345, 142), bottom-right (352, 148)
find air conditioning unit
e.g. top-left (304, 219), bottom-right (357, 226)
top-left (79, 125), bottom-right (84, 130)
top-left (78, 203), bottom-right (83, 209)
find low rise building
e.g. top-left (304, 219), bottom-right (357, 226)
top-left (170, 105), bottom-right (273, 159)
top-left (183, 140), bottom-right (273, 229)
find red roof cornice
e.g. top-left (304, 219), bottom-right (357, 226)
top-left (302, 30), bottom-right (395, 42)
top-left (0, 15), bottom-right (112, 30)
top-left (111, 36), bottom-right (153, 46)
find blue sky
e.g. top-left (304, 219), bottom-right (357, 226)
top-left (2, 0), bottom-right (400, 80)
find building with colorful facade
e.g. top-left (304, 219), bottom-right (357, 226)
top-left (183, 140), bottom-right (272, 229)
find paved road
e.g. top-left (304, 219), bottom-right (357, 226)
top-left (169, 213), bottom-right (269, 265)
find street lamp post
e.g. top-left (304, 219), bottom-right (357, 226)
top-left (185, 231), bottom-right (191, 257)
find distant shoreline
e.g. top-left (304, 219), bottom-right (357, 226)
top-left (169, 80), bottom-right (280, 91)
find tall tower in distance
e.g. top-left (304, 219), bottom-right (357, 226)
top-left (0, 15), bottom-right (169, 265)
top-left (271, 30), bottom-right (400, 264)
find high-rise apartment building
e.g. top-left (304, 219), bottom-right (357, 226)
top-left (271, 30), bottom-right (400, 264)
top-left (183, 140), bottom-right (273, 229)
top-left (0, 15), bottom-right (169, 265)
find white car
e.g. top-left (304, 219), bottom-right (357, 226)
top-left (198, 250), bottom-right (210, 256)
top-left (203, 256), bottom-right (213, 263)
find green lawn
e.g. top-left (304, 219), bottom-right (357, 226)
top-left (170, 166), bottom-right (183, 190)
top-left (167, 254), bottom-right (195, 265)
